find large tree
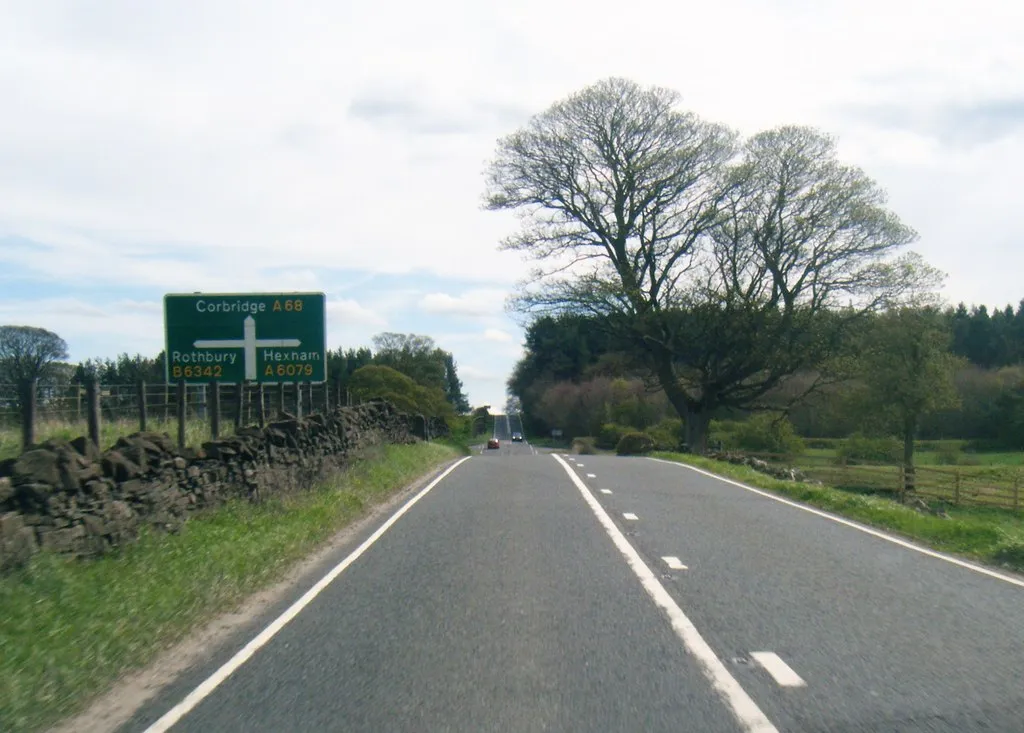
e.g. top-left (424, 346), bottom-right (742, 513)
top-left (0, 325), bottom-right (70, 387)
top-left (485, 77), bottom-right (929, 451)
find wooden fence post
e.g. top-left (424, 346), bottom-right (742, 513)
top-left (20, 378), bottom-right (37, 452)
top-left (277, 382), bottom-right (285, 416)
top-left (898, 464), bottom-right (906, 504)
top-left (295, 383), bottom-right (303, 419)
top-left (257, 383), bottom-right (266, 427)
top-left (210, 381), bottom-right (221, 439)
top-left (234, 382), bottom-right (245, 431)
top-left (176, 380), bottom-right (186, 451)
top-left (86, 378), bottom-right (101, 449)
top-left (323, 380), bottom-right (330, 413)
top-left (137, 380), bottom-right (147, 432)
top-left (1014, 471), bottom-right (1020, 513)
top-left (306, 382), bottom-right (314, 414)
top-left (954, 468), bottom-right (961, 506)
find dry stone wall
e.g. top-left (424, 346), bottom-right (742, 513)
top-left (0, 400), bottom-right (420, 571)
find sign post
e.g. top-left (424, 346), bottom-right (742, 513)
top-left (164, 292), bottom-right (326, 384)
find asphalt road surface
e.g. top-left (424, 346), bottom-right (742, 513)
top-left (121, 436), bottom-right (1024, 733)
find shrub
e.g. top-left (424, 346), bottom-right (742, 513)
top-left (836, 433), bottom-right (902, 464)
top-left (708, 419), bottom-right (740, 450)
top-left (616, 432), bottom-right (655, 456)
top-left (571, 436), bottom-right (596, 455)
top-left (596, 423), bottom-right (628, 450)
top-left (730, 413), bottom-right (805, 455)
top-left (645, 418), bottom-right (684, 451)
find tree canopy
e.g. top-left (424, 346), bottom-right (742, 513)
top-left (486, 77), bottom-right (933, 451)
top-left (0, 325), bottom-right (70, 386)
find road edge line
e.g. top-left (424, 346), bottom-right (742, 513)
top-left (646, 456), bottom-right (1024, 590)
top-left (142, 455), bottom-right (473, 733)
top-left (552, 455), bottom-right (778, 733)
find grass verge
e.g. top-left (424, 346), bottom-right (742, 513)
top-left (0, 440), bottom-right (460, 733)
top-left (651, 451), bottom-right (1024, 574)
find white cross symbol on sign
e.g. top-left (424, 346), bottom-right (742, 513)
top-left (194, 315), bottom-right (301, 381)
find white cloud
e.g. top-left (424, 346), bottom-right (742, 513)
top-left (419, 290), bottom-right (509, 318)
top-left (325, 298), bottom-right (386, 328)
top-left (2, 0), bottom-right (1024, 407)
top-left (483, 328), bottom-right (512, 342)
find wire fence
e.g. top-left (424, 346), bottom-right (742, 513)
top-left (0, 380), bottom-right (355, 459)
top-left (739, 451), bottom-right (1023, 513)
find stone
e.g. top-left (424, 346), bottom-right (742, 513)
top-left (0, 457), bottom-right (15, 478)
top-left (69, 436), bottom-right (102, 463)
top-left (12, 449), bottom-right (60, 487)
top-left (172, 457), bottom-right (187, 470)
top-left (14, 482), bottom-right (55, 508)
top-left (0, 477), bottom-right (12, 506)
top-left (102, 451), bottom-right (142, 482)
top-left (0, 524), bottom-right (38, 570)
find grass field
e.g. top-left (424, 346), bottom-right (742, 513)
top-left (0, 440), bottom-right (461, 733)
top-left (0, 418), bottom-right (231, 462)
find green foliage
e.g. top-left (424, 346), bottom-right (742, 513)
top-left (836, 433), bottom-right (903, 465)
top-left (597, 423), bottom-right (629, 450)
top-left (729, 413), bottom-right (805, 455)
top-left (616, 431), bottom-right (655, 456)
top-left (644, 418), bottom-right (684, 451)
top-left (347, 365), bottom-right (452, 417)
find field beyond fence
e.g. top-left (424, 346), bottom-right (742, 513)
top-left (0, 380), bottom-right (348, 461)
top-left (743, 449), bottom-right (1024, 513)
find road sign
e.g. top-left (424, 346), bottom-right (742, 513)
top-left (164, 292), bottom-right (326, 384)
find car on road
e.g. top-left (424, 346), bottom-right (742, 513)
top-left (487, 438), bottom-right (500, 449)
top-left (511, 432), bottom-right (523, 442)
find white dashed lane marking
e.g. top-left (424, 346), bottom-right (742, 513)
top-left (586, 473), bottom-right (596, 478)
top-left (600, 489), bottom-right (612, 495)
top-left (623, 513), bottom-right (639, 521)
top-left (662, 556), bottom-right (687, 570)
top-left (750, 652), bottom-right (807, 688)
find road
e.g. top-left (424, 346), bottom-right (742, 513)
top-left (121, 427), bottom-right (1024, 732)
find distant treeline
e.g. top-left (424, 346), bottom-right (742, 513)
top-left (509, 301), bottom-right (1024, 450)
top-left (0, 328), bottom-right (472, 418)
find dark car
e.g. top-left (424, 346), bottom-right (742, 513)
top-left (487, 438), bottom-right (500, 449)
top-left (511, 432), bottom-right (524, 442)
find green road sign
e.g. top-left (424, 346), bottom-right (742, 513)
top-left (164, 292), bottom-right (326, 384)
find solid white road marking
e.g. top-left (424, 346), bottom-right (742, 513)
top-left (576, 463), bottom-right (585, 467)
top-left (142, 456), bottom-right (473, 733)
top-left (750, 652), bottom-right (807, 688)
top-left (662, 556), bottom-right (688, 570)
top-left (552, 455), bottom-right (778, 733)
top-left (600, 489), bottom-right (613, 495)
top-left (586, 473), bottom-right (596, 478)
top-left (646, 457), bottom-right (1024, 590)
top-left (623, 512), bottom-right (639, 520)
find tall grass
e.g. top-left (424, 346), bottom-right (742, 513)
top-left (0, 441), bottom-right (460, 733)
top-left (0, 419), bottom-right (229, 461)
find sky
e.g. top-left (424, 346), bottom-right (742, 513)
top-left (1, 0), bottom-right (1022, 410)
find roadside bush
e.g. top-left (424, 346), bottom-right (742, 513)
top-left (596, 423), bottom-right (629, 450)
top-left (571, 436), bottom-right (596, 454)
top-left (836, 433), bottom-right (902, 464)
top-left (645, 418), bottom-right (683, 451)
top-left (616, 432), bottom-right (655, 456)
top-left (731, 413), bottom-right (805, 455)
top-left (708, 419), bottom-right (740, 450)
